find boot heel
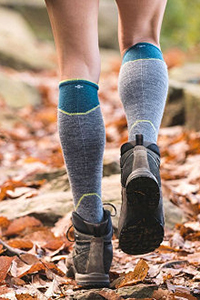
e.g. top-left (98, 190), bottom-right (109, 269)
top-left (126, 169), bottom-right (160, 211)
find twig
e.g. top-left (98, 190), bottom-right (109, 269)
top-left (150, 260), bottom-right (188, 278)
top-left (0, 238), bottom-right (27, 257)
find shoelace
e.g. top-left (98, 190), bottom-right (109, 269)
top-left (66, 224), bottom-right (75, 242)
top-left (66, 203), bottom-right (117, 242)
top-left (102, 202), bottom-right (117, 217)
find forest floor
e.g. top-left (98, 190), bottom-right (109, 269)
top-left (0, 56), bottom-right (200, 300)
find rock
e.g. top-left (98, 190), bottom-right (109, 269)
top-left (0, 7), bottom-right (55, 70)
top-left (116, 284), bottom-right (157, 298)
top-left (0, 191), bottom-right (74, 226)
top-left (0, 174), bottom-right (120, 225)
top-left (163, 197), bottom-right (187, 229)
top-left (103, 148), bottom-right (120, 176)
top-left (9, 4), bottom-right (53, 42)
top-left (0, 0), bottom-right (119, 49)
top-left (33, 168), bottom-right (67, 182)
top-left (99, 0), bottom-right (118, 49)
top-left (162, 75), bottom-right (200, 131)
top-left (0, 0), bottom-right (44, 5)
top-left (0, 171), bottom-right (186, 229)
top-left (162, 63), bottom-right (200, 129)
top-left (0, 71), bottom-right (41, 108)
top-left (169, 63), bottom-right (200, 84)
top-left (161, 80), bottom-right (185, 127)
top-left (167, 64), bottom-right (200, 131)
top-left (70, 291), bottom-right (105, 300)
top-left (0, 111), bottom-right (23, 130)
top-left (184, 85), bottom-right (200, 130)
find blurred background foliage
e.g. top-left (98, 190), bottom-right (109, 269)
top-left (0, 0), bottom-right (199, 52)
top-left (161, 0), bottom-right (200, 50)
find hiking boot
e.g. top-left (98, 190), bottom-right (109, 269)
top-left (66, 209), bottom-right (113, 287)
top-left (118, 134), bottom-right (164, 255)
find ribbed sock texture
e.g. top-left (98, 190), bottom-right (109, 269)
top-left (58, 79), bottom-right (105, 223)
top-left (118, 42), bottom-right (169, 143)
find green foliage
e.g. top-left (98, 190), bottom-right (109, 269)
top-left (161, 0), bottom-right (200, 50)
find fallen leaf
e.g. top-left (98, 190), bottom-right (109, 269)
top-left (10, 277), bottom-right (25, 286)
top-left (0, 257), bottom-right (14, 283)
top-left (0, 244), bottom-right (4, 254)
top-left (16, 295), bottom-right (37, 300)
top-left (170, 291), bottom-right (198, 300)
top-left (0, 217), bottom-right (10, 229)
top-left (116, 259), bottom-right (149, 288)
top-left (43, 238), bottom-right (64, 251)
top-left (4, 216), bottom-right (42, 237)
top-left (7, 239), bottom-right (33, 251)
top-left (0, 180), bottom-right (26, 201)
top-left (19, 253), bottom-right (39, 265)
top-left (0, 285), bottom-right (12, 296)
top-left (18, 261), bottom-right (65, 278)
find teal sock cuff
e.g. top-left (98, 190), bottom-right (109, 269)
top-left (122, 42), bottom-right (164, 65)
top-left (58, 79), bottom-right (100, 114)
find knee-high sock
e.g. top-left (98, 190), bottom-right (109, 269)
top-left (58, 79), bottom-right (105, 223)
top-left (118, 42), bottom-right (168, 143)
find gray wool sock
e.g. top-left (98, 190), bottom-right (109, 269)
top-left (118, 42), bottom-right (169, 144)
top-left (58, 79), bottom-right (105, 224)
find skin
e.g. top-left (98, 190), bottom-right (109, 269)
top-left (115, 0), bottom-right (168, 56)
top-left (45, 0), bottom-right (167, 83)
top-left (45, 0), bottom-right (101, 83)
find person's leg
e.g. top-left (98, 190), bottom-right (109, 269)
top-left (45, 0), bottom-right (100, 82)
top-left (116, 0), bottom-right (168, 143)
top-left (116, 0), bottom-right (168, 254)
top-left (45, 0), bottom-right (113, 287)
top-left (45, 0), bottom-right (104, 224)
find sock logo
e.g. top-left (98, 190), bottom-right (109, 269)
top-left (75, 85), bottom-right (84, 89)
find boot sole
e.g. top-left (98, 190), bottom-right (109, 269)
top-left (126, 173), bottom-right (160, 210)
top-left (75, 272), bottom-right (110, 287)
top-left (119, 218), bottom-right (164, 255)
top-left (67, 265), bottom-right (110, 288)
top-left (119, 173), bottom-right (164, 255)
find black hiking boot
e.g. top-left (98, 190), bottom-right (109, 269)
top-left (118, 134), bottom-right (164, 255)
top-left (66, 209), bottom-right (113, 287)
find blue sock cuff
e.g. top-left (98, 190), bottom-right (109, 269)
top-left (122, 42), bottom-right (164, 65)
top-left (58, 79), bottom-right (100, 115)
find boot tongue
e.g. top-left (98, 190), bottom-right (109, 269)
top-left (121, 134), bottom-right (160, 156)
top-left (72, 211), bottom-right (110, 237)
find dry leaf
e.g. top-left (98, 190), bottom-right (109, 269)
top-left (0, 256), bottom-right (14, 283)
top-left (18, 261), bottom-right (65, 278)
top-left (0, 180), bottom-right (27, 201)
top-left (170, 291), bottom-right (198, 300)
top-left (0, 217), bottom-right (10, 229)
top-left (4, 216), bottom-right (42, 237)
top-left (43, 238), bottom-right (64, 251)
top-left (16, 295), bottom-right (37, 300)
top-left (116, 259), bottom-right (149, 288)
top-left (0, 244), bottom-right (5, 254)
top-left (10, 277), bottom-right (25, 286)
top-left (7, 239), bottom-right (33, 251)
